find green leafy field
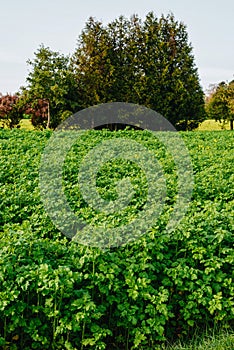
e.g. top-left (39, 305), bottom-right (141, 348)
top-left (0, 129), bottom-right (233, 349)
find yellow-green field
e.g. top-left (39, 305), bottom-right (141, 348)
top-left (0, 119), bottom-right (35, 130)
top-left (19, 119), bottom-right (35, 130)
top-left (196, 119), bottom-right (230, 131)
top-left (0, 118), bottom-right (231, 131)
top-left (19, 118), bottom-right (229, 131)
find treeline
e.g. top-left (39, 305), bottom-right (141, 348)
top-left (0, 12), bottom-right (217, 130)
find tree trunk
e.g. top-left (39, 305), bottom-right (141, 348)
top-left (230, 119), bottom-right (233, 130)
top-left (46, 101), bottom-right (50, 129)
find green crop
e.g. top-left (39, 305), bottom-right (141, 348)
top-left (0, 129), bottom-right (233, 349)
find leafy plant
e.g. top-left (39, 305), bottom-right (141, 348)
top-left (0, 129), bottom-right (233, 349)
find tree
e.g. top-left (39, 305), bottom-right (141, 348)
top-left (139, 13), bottom-right (205, 130)
top-left (72, 12), bottom-right (205, 130)
top-left (22, 45), bottom-right (80, 129)
top-left (206, 80), bottom-right (234, 130)
top-left (0, 94), bottom-right (24, 128)
top-left (71, 17), bottom-right (115, 107)
top-left (23, 98), bottom-right (50, 129)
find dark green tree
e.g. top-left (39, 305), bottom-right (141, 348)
top-left (139, 13), bottom-right (205, 130)
top-left (72, 12), bottom-right (205, 130)
top-left (105, 15), bottom-right (143, 103)
top-left (23, 45), bottom-right (80, 129)
top-left (72, 15), bottom-right (147, 107)
top-left (206, 81), bottom-right (234, 130)
top-left (71, 17), bottom-right (115, 107)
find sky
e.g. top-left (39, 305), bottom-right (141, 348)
top-left (0, 0), bottom-right (233, 95)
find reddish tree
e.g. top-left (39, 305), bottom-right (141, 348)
top-left (25, 99), bottom-right (49, 129)
top-left (0, 94), bottom-right (24, 128)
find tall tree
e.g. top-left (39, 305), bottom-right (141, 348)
top-left (72, 12), bottom-right (205, 130)
top-left (206, 80), bottom-right (234, 130)
top-left (140, 13), bottom-right (205, 130)
top-left (23, 45), bottom-right (79, 129)
top-left (71, 17), bottom-right (115, 107)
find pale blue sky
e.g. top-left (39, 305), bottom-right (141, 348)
top-left (0, 0), bottom-right (233, 94)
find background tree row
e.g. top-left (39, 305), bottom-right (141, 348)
top-left (72, 12), bottom-right (205, 130)
top-left (1, 12), bottom-right (206, 130)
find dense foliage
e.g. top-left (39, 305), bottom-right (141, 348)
top-left (72, 13), bottom-right (205, 130)
top-left (21, 45), bottom-right (80, 129)
top-left (0, 129), bottom-right (233, 349)
top-left (16, 12), bottom-right (205, 130)
top-left (206, 80), bottom-right (234, 130)
top-left (0, 94), bottom-right (24, 129)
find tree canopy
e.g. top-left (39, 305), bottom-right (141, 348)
top-left (0, 94), bottom-right (24, 129)
top-left (4, 12), bottom-right (206, 130)
top-left (72, 12), bottom-right (205, 130)
top-left (22, 45), bottom-right (80, 129)
top-left (206, 80), bottom-right (234, 130)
